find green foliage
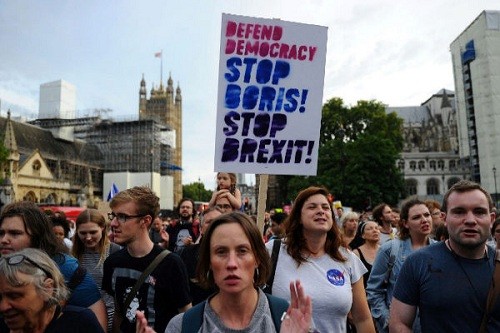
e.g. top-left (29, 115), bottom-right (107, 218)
top-left (0, 141), bottom-right (9, 181)
top-left (282, 98), bottom-right (405, 211)
top-left (182, 182), bottom-right (213, 202)
top-left (0, 142), bottom-right (8, 165)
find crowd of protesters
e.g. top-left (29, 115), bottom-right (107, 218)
top-left (1, 176), bottom-right (499, 332)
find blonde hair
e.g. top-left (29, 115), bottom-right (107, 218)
top-left (110, 186), bottom-right (160, 218)
top-left (0, 248), bottom-right (69, 306)
top-left (340, 211), bottom-right (360, 228)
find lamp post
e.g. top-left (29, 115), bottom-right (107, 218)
top-left (198, 177), bottom-right (202, 201)
top-left (150, 127), bottom-right (156, 190)
top-left (399, 159), bottom-right (406, 199)
top-left (493, 166), bottom-right (498, 209)
top-left (442, 174), bottom-right (445, 195)
top-left (336, 128), bottom-right (345, 201)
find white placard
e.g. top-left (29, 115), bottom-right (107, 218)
top-left (214, 13), bottom-right (328, 175)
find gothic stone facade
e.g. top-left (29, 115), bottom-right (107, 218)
top-left (139, 74), bottom-right (183, 205)
top-left (388, 89), bottom-right (469, 202)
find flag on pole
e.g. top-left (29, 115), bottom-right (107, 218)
top-left (107, 183), bottom-right (120, 202)
top-left (155, 51), bottom-right (162, 58)
top-left (160, 161), bottom-right (183, 171)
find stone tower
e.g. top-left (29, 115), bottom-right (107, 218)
top-left (139, 74), bottom-right (183, 206)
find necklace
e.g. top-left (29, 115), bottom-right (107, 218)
top-left (304, 246), bottom-right (324, 258)
top-left (445, 240), bottom-right (492, 308)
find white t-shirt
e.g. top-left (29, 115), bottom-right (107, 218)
top-left (379, 227), bottom-right (397, 244)
top-left (266, 242), bottom-right (367, 333)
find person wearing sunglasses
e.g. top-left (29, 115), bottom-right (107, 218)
top-left (0, 201), bottom-right (107, 331)
top-left (102, 186), bottom-right (191, 333)
top-left (0, 248), bottom-right (104, 332)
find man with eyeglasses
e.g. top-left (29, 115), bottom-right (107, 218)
top-left (102, 186), bottom-right (191, 333)
top-left (166, 198), bottom-right (198, 252)
top-left (214, 193), bottom-right (235, 214)
top-left (425, 199), bottom-right (445, 240)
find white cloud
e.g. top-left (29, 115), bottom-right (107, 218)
top-left (0, 0), bottom-right (497, 187)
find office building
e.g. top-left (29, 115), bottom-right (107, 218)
top-left (450, 10), bottom-right (500, 198)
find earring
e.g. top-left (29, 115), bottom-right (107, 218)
top-left (255, 267), bottom-right (260, 280)
top-left (206, 269), bottom-right (212, 280)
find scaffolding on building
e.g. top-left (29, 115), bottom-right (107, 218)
top-left (31, 116), bottom-right (174, 177)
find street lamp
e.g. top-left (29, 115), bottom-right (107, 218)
top-left (493, 166), bottom-right (498, 209)
top-left (198, 177), bottom-right (202, 201)
top-left (335, 128), bottom-right (345, 201)
top-left (441, 174), bottom-right (445, 195)
top-left (398, 159), bottom-right (406, 199)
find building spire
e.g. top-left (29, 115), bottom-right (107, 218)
top-left (3, 110), bottom-right (20, 179)
top-left (3, 110), bottom-right (18, 152)
top-left (176, 82), bottom-right (182, 102)
top-left (167, 72), bottom-right (174, 93)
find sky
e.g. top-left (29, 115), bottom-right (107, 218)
top-left (0, 0), bottom-right (498, 190)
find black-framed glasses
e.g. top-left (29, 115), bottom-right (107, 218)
top-left (3, 254), bottom-right (53, 279)
top-left (108, 212), bottom-right (145, 223)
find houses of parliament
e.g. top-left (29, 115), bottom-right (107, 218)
top-left (0, 75), bottom-right (183, 209)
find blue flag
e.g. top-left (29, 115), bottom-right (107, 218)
top-left (107, 183), bottom-right (119, 202)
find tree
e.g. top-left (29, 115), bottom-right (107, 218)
top-left (0, 141), bottom-right (10, 180)
top-left (182, 181), bottom-right (213, 202)
top-left (282, 98), bottom-right (405, 211)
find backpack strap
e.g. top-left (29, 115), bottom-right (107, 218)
top-left (108, 242), bottom-right (121, 255)
top-left (122, 249), bottom-right (170, 313)
top-left (263, 239), bottom-right (281, 294)
top-left (67, 264), bottom-right (87, 291)
top-left (265, 293), bottom-right (289, 331)
top-left (479, 249), bottom-right (500, 333)
top-left (181, 301), bottom-right (206, 333)
top-left (180, 294), bottom-right (288, 332)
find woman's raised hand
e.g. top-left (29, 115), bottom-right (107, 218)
top-left (280, 280), bottom-right (313, 333)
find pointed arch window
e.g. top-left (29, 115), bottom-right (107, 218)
top-left (32, 160), bottom-right (41, 177)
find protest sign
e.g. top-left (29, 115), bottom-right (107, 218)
top-left (214, 13), bottom-right (328, 175)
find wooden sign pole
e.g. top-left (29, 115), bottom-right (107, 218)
top-left (257, 174), bottom-right (269, 235)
